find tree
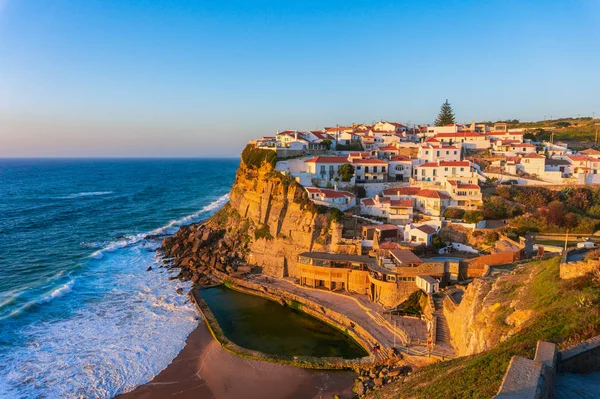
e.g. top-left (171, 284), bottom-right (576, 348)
top-left (434, 99), bottom-right (456, 126)
top-left (546, 201), bottom-right (565, 226)
top-left (321, 139), bottom-right (332, 150)
top-left (338, 163), bottom-right (355, 182)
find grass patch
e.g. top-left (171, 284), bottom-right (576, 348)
top-left (371, 257), bottom-right (600, 399)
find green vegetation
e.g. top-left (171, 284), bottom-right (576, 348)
top-left (321, 139), bottom-right (333, 150)
top-left (443, 207), bottom-right (465, 220)
top-left (338, 163), bottom-right (355, 182)
top-left (241, 144), bottom-right (277, 169)
top-left (431, 234), bottom-right (445, 250)
top-left (254, 224), bottom-right (273, 240)
top-left (374, 257), bottom-right (600, 399)
top-left (394, 290), bottom-right (428, 317)
top-left (482, 196), bottom-right (523, 220)
top-left (434, 99), bottom-right (455, 126)
top-left (335, 140), bottom-right (363, 151)
top-left (463, 210), bottom-right (483, 224)
top-left (495, 186), bottom-right (600, 234)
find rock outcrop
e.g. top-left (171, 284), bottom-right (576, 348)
top-left (443, 265), bottom-right (536, 356)
top-left (162, 147), bottom-right (348, 281)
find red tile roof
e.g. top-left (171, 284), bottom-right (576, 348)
top-left (382, 187), bottom-right (421, 196)
top-left (361, 198), bottom-right (376, 206)
top-left (390, 155), bottom-right (411, 161)
top-left (390, 199), bottom-right (413, 208)
top-left (304, 156), bottom-right (349, 163)
top-left (415, 189), bottom-right (450, 200)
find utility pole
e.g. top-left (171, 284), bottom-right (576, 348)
top-left (564, 229), bottom-right (569, 254)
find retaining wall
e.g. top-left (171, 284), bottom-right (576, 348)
top-left (560, 259), bottom-right (600, 279)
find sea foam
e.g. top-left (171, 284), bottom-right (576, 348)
top-left (89, 193), bottom-right (229, 259)
top-left (0, 193), bottom-right (230, 399)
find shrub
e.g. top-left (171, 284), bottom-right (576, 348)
top-left (338, 163), bottom-right (355, 182)
top-left (464, 210), bottom-right (483, 224)
top-left (444, 208), bottom-right (465, 220)
top-left (254, 224), bottom-right (273, 240)
top-left (241, 144), bottom-right (277, 169)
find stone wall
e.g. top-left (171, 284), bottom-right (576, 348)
top-left (560, 259), bottom-right (600, 280)
top-left (559, 334), bottom-right (600, 374)
top-left (368, 277), bottom-right (419, 308)
top-left (493, 341), bottom-right (558, 399)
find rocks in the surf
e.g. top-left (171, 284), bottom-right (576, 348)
top-left (352, 380), bottom-right (365, 396)
top-left (146, 266), bottom-right (152, 272)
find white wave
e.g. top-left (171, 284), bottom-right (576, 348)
top-left (37, 280), bottom-right (75, 304)
top-left (89, 193), bottom-right (229, 259)
top-left (53, 191), bottom-right (114, 199)
top-left (0, 247), bottom-right (199, 399)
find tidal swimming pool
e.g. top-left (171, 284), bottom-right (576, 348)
top-left (200, 286), bottom-right (368, 359)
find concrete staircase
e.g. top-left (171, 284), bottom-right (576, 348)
top-left (433, 295), bottom-right (450, 343)
top-left (432, 294), bottom-right (455, 358)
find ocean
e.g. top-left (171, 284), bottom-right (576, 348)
top-left (0, 158), bottom-right (239, 399)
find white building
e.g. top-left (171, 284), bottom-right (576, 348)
top-left (434, 131), bottom-right (491, 149)
top-left (305, 187), bottom-right (356, 211)
top-left (416, 275), bottom-right (439, 294)
top-left (352, 158), bottom-right (388, 183)
top-left (413, 161), bottom-right (475, 184)
top-left (304, 156), bottom-right (349, 181)
top-left (388, 155), bottom-right (413, 182)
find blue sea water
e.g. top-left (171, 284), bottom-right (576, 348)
top-left (0, 158), bottom-right (239, 399)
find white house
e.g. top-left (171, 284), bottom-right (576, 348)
top-left (305, 187), bottom-right (356, 211)
top-left (388, 155), bottom-right (413, 182)
top-left (405, 224), bottom-right (439, 245)
top-left (520, 153), bottom-right (546, 176)
top-left (444, 180), bottom-right (482, 208)
top-left (434, 131), bottom-right (491, 149)
top-left (416, 275), bottom-right (439, 294)
top-left (417, 140), bottom-right (462, 163)
top-left (373, 121), bottom-right (407, 133)
top-left (304, 156), bottom-right (349, 181)
top-left (413, 161), bottom-right (475, 184)
top-left (485, 131), bottom-right (524, 143)
top-left (352, 158), bottom-right (388, 183)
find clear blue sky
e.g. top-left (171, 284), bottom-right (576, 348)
top-left (1, 0), bottom-right (599, 157)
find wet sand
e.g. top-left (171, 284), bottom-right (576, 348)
top-left (116, 321), bottom-right (356, 399)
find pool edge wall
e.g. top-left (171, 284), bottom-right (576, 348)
top-left (190, 277), bottom-right (382, 370)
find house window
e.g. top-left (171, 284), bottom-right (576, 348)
top-left (433, 170), bottom-right (437, 176)
top-left (425, 151), bottom-right (429, 155)
top-left (454, 151), bottom-right (457, 155)
top-left (460, 167), bottom-right (464, 172)
top-left (436, 151), bottom-right (440, 156)
top-left (373, 166), bottom-right (378, 173)
top-left (382, 166), bottom-right (386, 173)
top-left (365, 166), bottom-right (369, 173)
top-left (320, 165), bottom-right (325, 175)
top-left (357, 166), bottom-right (361, 170)
top-left (421, 169), bottom-right (425, 176)
top-left (444, 167), bottom-right (448, 171)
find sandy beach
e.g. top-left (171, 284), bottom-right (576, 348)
top-left (116, 321), bottom-right (356, 399)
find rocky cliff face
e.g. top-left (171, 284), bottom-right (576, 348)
top-left (162, 149), bottom-right (348, 281)
top-left (443, 265), bottom-right (536, 356)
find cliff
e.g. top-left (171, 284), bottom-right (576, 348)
top-left (443, 265), bottom-right (535, 357)
top-left (162, 146), bottom-right (350, 281)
